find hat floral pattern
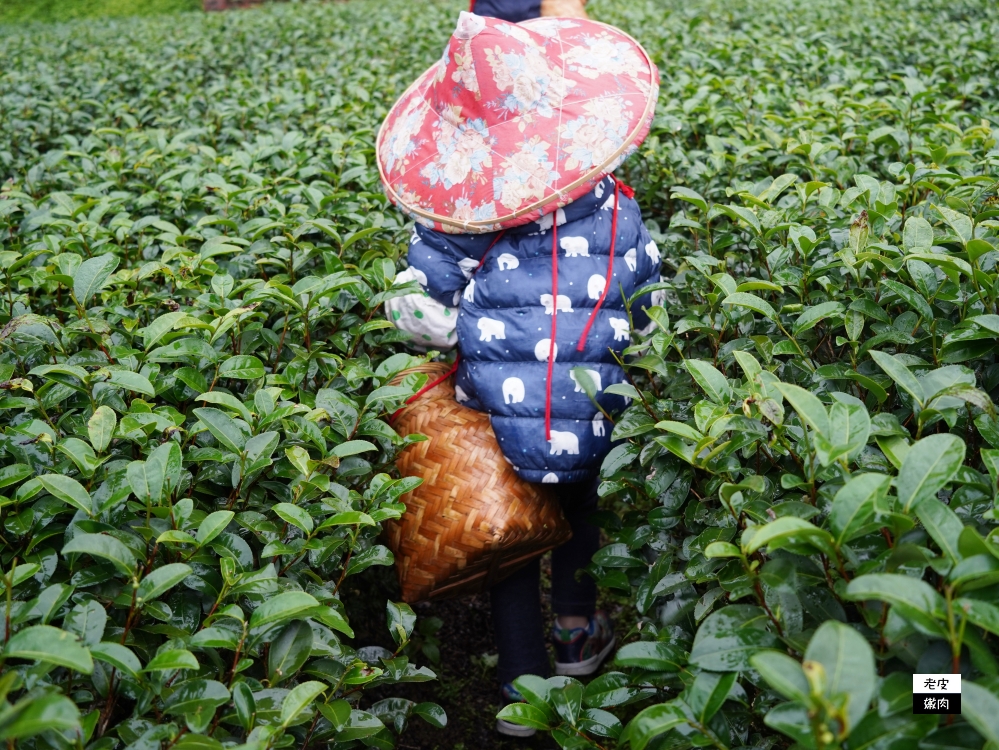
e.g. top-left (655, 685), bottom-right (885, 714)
top-left (494, 137), bottom-right (557, 210)
top-left (376, 12), bottom-right (659, 233)
top-left (450, 41), bottom-right (481, 97)
top-left (560, 98), bottom-right (635, 171)
top-left (420, 109), bottom-right (494, 190)
top-left (563, 32), bottom-right (649, 82)
top-left (484, 42), bottom-right (571, 123)
top-left (381, 97), bottom-right (428, 175)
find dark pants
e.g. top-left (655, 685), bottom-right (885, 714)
top-left (490, 477), bottom-right (600, 683)
top-left (471, 0), bottom-right (541, 23)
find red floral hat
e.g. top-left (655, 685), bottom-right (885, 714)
top-left (376, 11), bottom-right (659, 234)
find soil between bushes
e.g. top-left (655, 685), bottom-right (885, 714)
top-left (346, 555), bottom-right (630, 750)
top-left (398, 593), bottom-right (556, 750)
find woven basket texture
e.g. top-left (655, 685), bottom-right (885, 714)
top-left (540, 0), bottom-right (588, 17)
top-left (386, 363), bottom-right (572, 603)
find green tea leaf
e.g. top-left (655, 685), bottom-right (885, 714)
top-left (957, 598), bottom-right (999, 637)
top-left (62, 533), bottom-right (137, 575)
top-left (903, 216), bottom-right (934, 251)
top-left (90, 642), bottom-right (141, 679)
top-left (106, 369), bottom-right (155, 397)
top-left (218, 355), bottom-right (265, 380)
top-left (827, 473), bottom-right (890, 547)
top-left (804, 620), bottom-right (875, 731)
top-left (280, 680), bottom-right (328, 726)
top-left (496, 703), bottom-right (553, 731)
top-left (38, 474), bottom-right (93, 516)
top-left (914, 497), bottom-right (963, 563)
top-left (193, 407), bottom-right (247, 453)
top-left (412, 702), bottom-right (447, 729)
top-left (793, 301), bottom-right (844, 335)
top-left (0, 693), bottom-right (81, 740)
top-left (162, 679), bottom-right (230, 716)
top-left (750, 651), bottom-right (808, 702)
top-left (273, 502), bottom-right (314, 535)
top-left (74, 254), bottom-right (119, 305)
top-left (249, 591), bottom-right (320, 631)
top-left (962, 681), bottom-right (999, 746)
top-left (196, 510), bottom-right (234, 546)
top-left (722, 291), bottom-right (777, 320)
top-left (896, 433), bottom-right (965, 512)
top-left (4, 625), bottom-right (93, 673)
top-left (869, 350), bottom-right (926, 406)
top-left (56, 437), bottom-right (101, 477)
top-left (684, 359), bottom-right (731, 404)
top-left (268, 621), bottom-right (314, 685)
top-left (623, 702), bottom-right (687, 750)
top-left (144, 649), bottom-right (199, 672)
top-left (136, 562), bottom-right (192, 605)
top-left (387, 600), bottom-right (417, 646)
top-left (743, 516), bottom-right (834, 556)
top-left (689, 605), bottom-right (780, 671)
top-left (880, 278), bottom-right (933, 321)
top-left (333, 439), bottom-right (377, 458)
top-left (142, 311), bottom-right (188, 350)
top-left (772, 382), bottom-right (829, 437)
top-left (88, 405), bottom-right (117, 453)
top-left (845, 573), bottom-right (945, 618)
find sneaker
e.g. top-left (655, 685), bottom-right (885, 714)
top-left (552, 611), bottom-right (616, 676)
top-left (496, 682), bottom-right (537, 737)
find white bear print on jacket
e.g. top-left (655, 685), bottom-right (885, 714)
top-left (392, 176), bottom-right (662, 483)
top-left (540, 294), bottom-right (574, 315)
top-left (560, 236), bottom-right (589, 257)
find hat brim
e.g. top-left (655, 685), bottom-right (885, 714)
top-left (376, 18), bottom-right (658, 233)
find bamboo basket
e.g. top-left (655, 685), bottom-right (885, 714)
top-left (385, 363), bottom-right (572, 603)
top-left (540, 0), bottom-right (588, 18)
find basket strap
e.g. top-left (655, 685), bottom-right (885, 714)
top-left (389, 358), bottom-right (459, 425)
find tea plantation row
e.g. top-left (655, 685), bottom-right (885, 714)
top-left (0, 0), bottom-right (200, 24)
top-left (1, 0), bottom-right (999, 749)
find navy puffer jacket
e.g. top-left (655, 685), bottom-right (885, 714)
top-left (408, 176), bottom-right (661, 484)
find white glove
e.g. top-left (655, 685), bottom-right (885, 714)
top-left (383, 267), bottom-right (459, 352)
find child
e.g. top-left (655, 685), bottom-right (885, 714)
top-left (377, 11), bottom-right (660, 737)
top-left (471, 0), bottom-right (588, 23)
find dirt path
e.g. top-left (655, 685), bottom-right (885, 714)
top-left (348, 558), bottom-right (612, 749)
top-left (399, 593), bottom-right (558, 750)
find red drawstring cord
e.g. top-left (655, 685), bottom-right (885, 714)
top-left (576, 178), bottom-right (633, 352)
top-left (544, 179), bottom-right (634, 440)
top-left (576, 181), bottom-right (619, 352)
top-left (477, 230), bottom-right (505, 270)
top-left (544, 217), bottom-right (559, 442)
top-left (392, 178), bottom-right (634, 444)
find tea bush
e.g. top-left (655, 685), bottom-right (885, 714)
top-left (0, 0), bottom-right (199, 25)
top-left (0, 1), bottom-right (458, 748)
top-left (497, 0), bottom-right (999, 748)
top-left (2, 0), bottom-right (999, 749)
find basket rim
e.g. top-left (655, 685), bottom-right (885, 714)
top-left (388, 361), bottom-right (454, 386)
top-left (389, 362), bottom-right (456, 419)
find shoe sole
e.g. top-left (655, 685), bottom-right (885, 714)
top-left (496, 719), bottom-right (537, 737)
top-left (554, 637), bottom-right (616, 676)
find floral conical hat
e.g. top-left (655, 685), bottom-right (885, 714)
top-left (376, 11), bottom-right (659, 234)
